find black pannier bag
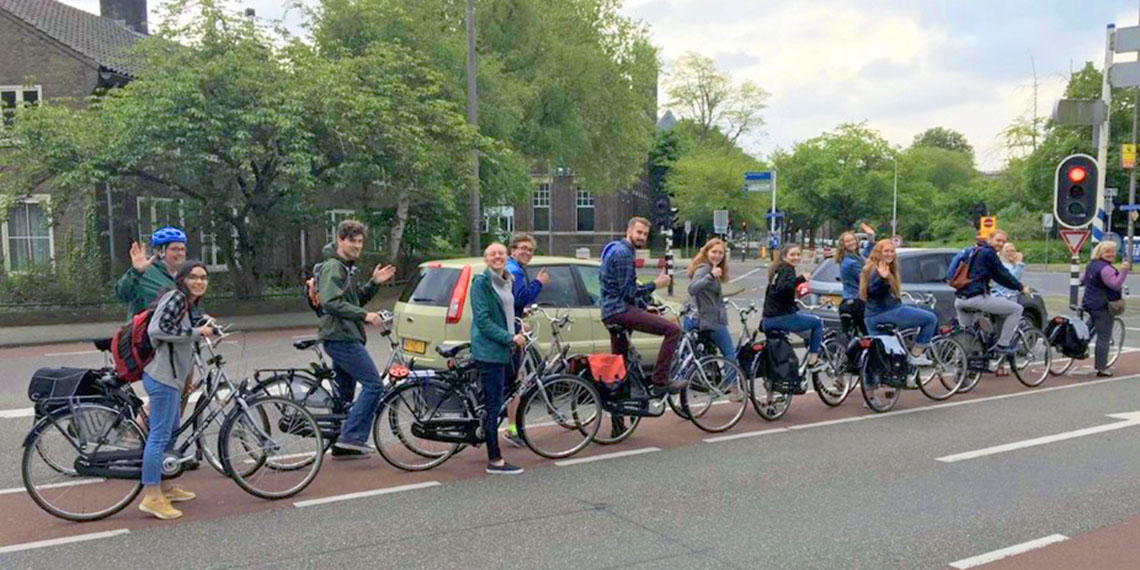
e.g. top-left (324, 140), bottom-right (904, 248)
top-left (736, 341), bottom-right (763, 378)
top-left (863, 336), bottom-right (910, 389)
top-left (1044, 316), bottom-right (1090, 359)
top-left (28, 367), bottom-right (101, 403)
top-left (760, 336), bottom-right (804, 394)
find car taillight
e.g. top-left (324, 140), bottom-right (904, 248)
top-left (446, 265), bottom-right (472, 324)
top-left (427, 262), bottom-right (442, 269)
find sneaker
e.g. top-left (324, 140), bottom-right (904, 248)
top-left (331, 446), bottom-right (371, 459)
top-left (908, 353), bottom-right (933, 367)
top-left (164, 486), bottom-right (196, 503)
top-left (1096, 370), bottom-right (1114, 378)
top-left (486, 462), bottom-right (524, 475)
top-left (503, 429), bottom-right (525, 449)
top-left (139, 494), bottom-right (182, 520)
top-left (332, 440), bottom-right (373, 458)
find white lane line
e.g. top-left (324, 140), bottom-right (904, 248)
top-left (41, 350), bottom-right (101, 357)
top-left (554, 447), bottom-right (661, 466)
top-left (706, 372), bottom-right (1140, 444)
top-left (0, 407), bottom-right (33, 419)
top-left (729, 267), bottom-right (764, 284)
top-left (948, 534), bottom-right (1069, 569)
top-left (0, 528), bottom-right (130, 555)
top-left (0, 478), bottom-right (106, 496)
top-left (936, 412), bottom-right (1140, 463)
top-left (293, 481), bottom-right (440, 508)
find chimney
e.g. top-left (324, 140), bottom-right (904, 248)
top-left (100, 0), bottom-right (147, 34)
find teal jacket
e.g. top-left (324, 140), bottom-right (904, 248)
top-left (114, 259), bottom-right (176, 317)
top-left (316, 243), bottom-right (379, 344)
top-left (469, 268), bottom-right (515, 364)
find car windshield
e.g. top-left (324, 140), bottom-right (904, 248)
top-left (398, 267), bottom-right (460, 306)
top-left (812, 259), bottom-right (841, 283)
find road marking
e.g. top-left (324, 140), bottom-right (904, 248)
top-left (729, 267), bottom-right (764, 284)
top-left (704, 427), bottom-right (788, 443)
top-left (293, 481), bottom-right (440, 508)
top-left (0, 407), bottom-right (33, 419)
top-left (41, 350), bottom-right (101, 357)
top-left (948, 534), bottom-right (1069, 569)
top-left (0, 528), bottom-right (130, 555)
top-left (554, 447), bottom-right (661, 466)
top-left (0, 478), bottom-right (106, 496)
top-left (1128, 328), bottom-right (1140, 333)
top-left (936, 411), bottom-right (1140, 463)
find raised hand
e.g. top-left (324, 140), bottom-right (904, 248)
top-left (535, 268), bottom-right (550, 285)
top-left (877, 260), bottom-right (890, 278)
top-left (653, 270), bottom-right (671, 289)
top-left (711, 266), bottom-right (723, 278)
top-left (372, 264), bottom-right (397, 285)
top-left (129, 241), bottom-right (153, 273)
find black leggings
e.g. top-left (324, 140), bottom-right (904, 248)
top-left (1089, 308), bottom-right (1114, 371)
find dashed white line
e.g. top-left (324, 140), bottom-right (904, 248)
top-left (936, 412), bottom-right (1140, 463)
top-left (554, 447), bottom-right (661, 466)
top-left (293, 481), bottom-right (440, 508)
top-left (948, 534), bottom-right (1069, 569)
top-left (41, 350), bottom-right (101, 357)
top-left (0, 528), bottom-right (130, 555)
top-left (0, 478), bottom-right (106, 496)
top-left (729, 267), bottom-right (765, 284)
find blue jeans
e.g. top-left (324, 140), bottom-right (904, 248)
top-left (142, 374), bottom-right (181, 486)
top-left (866, 305), bottom-right (938, 347)
top-left (476, 360), bottom-right (508, 462)
top-left (763, 313), bottom-right (823, 354)
top-left (325, 340), bottom-right (385, 445)
top-left (682, 318), bottom-right (739, 383)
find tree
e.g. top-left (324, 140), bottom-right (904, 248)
top-left (665, 51), bottom-right (769, 145)
top-left (664, 135), bottom-right (768, 230)
top-left (912, 127), bottom-right (974, 160)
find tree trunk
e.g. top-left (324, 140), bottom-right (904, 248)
top-left (387, 189), bottom-right (412, 266)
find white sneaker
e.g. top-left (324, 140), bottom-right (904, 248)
top-left (909, 353), bottom-right (933, 367)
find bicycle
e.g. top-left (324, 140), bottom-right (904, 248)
top-left (21, 326), bottom-right (325, 522)
top-left (372, 313), bottom-right (602, 471)
top-left (855, 313), bottom-right (969, 413)
top-left (949, 301), bottom-right (1053, 392)
top-left (1048, 306), bottom-right (1126, 376)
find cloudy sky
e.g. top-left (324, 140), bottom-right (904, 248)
top-left (61, 0), bottom-right (1140, 170)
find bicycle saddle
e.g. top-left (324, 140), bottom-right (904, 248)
top-left (92, 337), bottom-right (113, 352)
top-left (604, 323), bottom-right (628, 334)
top-left (957, 306), bottom-right (984, 314)
top-left (436, 342), bottom-right (471, 357)
top-left (293, 339), bottom-right (320, 351)
top-left (874, 323), bottom-right (898, 334)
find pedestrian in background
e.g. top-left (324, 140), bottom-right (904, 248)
top-left (1081, 241), bottom-right (1130, 377)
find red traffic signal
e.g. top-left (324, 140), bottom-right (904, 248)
top-left (1067, 166), bottom-right (1087, 183)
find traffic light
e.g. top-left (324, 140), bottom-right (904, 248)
top-left (1054, 153), bottom-right (1098, 228)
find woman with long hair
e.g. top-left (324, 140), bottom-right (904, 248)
top-left (1081, 240), bottom-right (1130, 377)
top-left (685, 238), bottom-right (735, 363)
top-left (834, 229), bottom-right (874, 335)
top-left (763, 244), bottom-right (823, 366)
top-left (139, 261), bottom-right (215, 520)
top-left (858, 240), bottom-right (937, 364)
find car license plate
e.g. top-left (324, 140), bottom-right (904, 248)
top-left (402, 338), bottom-right (427, 354)
top-left (820, 294), bottom-right (841, 308)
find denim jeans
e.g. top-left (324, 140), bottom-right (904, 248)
top-left (762, 312), bottom-right (823, 354)
top-left (476, 360), bottom-right (507, 462)
top-left (682, 317), bottom-right (739, 384)
top-left (324, 340), bottom-right (385, 445)
top-left (142, 374), bottom-right (181, 486)
top-left (866, 305), bottom-right (938, 347)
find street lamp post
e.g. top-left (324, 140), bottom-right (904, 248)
top-left (891, 156), bottom-right (898, 238)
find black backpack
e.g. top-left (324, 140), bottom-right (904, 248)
top-left (864, 336), bottom-right (910, 388)
top-left (759, 336), bottom-right (804, 394)
top-left (1044, 317), bottom-right (1089, 359)
top-left (736, 339), bottom-right (764, 377)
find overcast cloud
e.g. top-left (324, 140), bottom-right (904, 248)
top-left (60, 0), bottom-right (1140, 170)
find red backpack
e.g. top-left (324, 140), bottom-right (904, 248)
top-left (110, 291), bottom-right (184, 383)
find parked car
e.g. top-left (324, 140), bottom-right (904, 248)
top-left (393, 256), bottom-right (675, 369)
top-left (802, 247), bottom-right (1048, 329)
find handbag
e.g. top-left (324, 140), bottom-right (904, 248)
top-left (1109, 298), bottom-right (1126, 316)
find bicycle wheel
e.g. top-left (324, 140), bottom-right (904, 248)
top-left (860, 358), bottom-right (901, 413)
top-left (220, 397), bottom-right (323, 500)
top-left (254, 373), bottom-right (338, 447)
top-left (1047, 326), bottom-right (1075, 376)
top-left (1011, 327), bottom-right (1052, 388)
top-left (373, 379), bottom-right (463, 471)
top-left (590, 408), bottom-right (641, 444)
top-left (917, 337), bottom-right (966, 401)
top-left (1107, 317), bottom-right (1126, 368)
top-left (518, 374), bottom-right (601, 458)
top-left (747, 359), bottom-right (791, 421)
top-left (681, 356), bottom-right (747, 433)
top-left (814, 335), bottom-right (853, 407)
top-left (22, 405), bottom-right (144, 522)
top-left (952, 331), bottom-right (984, 393)
top-left (193, 387), bottom-right (236, 475)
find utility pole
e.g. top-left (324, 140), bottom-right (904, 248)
top-left (1130, 2), bottom-right (1140, 263)
top-left (891, 156), bottom-right (898, 237)
top-left (465, 0), bottom-right (480, 256)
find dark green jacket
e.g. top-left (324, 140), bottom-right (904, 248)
top-left (316, 243), bottom-right (379, 344)
top-left (114, 259), bottom-right (176, 317)
top-left (470, 268), bottom-right (515, 364)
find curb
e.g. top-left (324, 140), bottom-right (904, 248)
top-left (0, 314), bottom-right (318, 350)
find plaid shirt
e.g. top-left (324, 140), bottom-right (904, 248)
top-left (599, 239), bottom-right (655, 320)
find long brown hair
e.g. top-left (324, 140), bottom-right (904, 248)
top-left (687, 238), bottom-right (729, 281)
top-left (833, 231), bottom-right (858, 263)
top-left (858, 239), bottom-right (901, 301)
top-left (768, 244), bottom-right (801, 283)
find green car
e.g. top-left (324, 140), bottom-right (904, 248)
top-left (393, 256), bottom-right (677, 369)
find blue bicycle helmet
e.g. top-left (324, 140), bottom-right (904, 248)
top-left (151, 226), bottom-right (188, 248)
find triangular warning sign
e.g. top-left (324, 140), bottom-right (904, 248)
top-left (1059, 228), bottom-right (1091, 256)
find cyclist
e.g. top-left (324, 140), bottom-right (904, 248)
top-left (114, 226), bottom-right (188, 317)
top-left (503, 233), bottom-right (549, 447)
top-left (599, 217), bottom-right (683, 393)
top-left (835, 227), bottom-right (874, 335)
top-left (138, 261), bottom-right (214, 520)
top-left (990, 243), bottom-right (1025, 301)
top-left (952, 230), bottom-right (1030, 354)
top-left (684, 238), bottom-right (735, 360)
top-left (859, 239), bottom-right (935, 365)
top-left (315, 220), bottom-right (396, 458)
top-left (763, 244), bottom-right (823, 368)
top-left (1081, 240), bottom-right (1130, 377)
top-left (471, 242), bottom-right (527, 475)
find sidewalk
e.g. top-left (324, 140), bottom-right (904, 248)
top-left (0, 311), bottom-right (320, 348)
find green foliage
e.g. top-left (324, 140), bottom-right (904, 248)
top-left (666, 51), bottom-right (769, 145)
top-left (665, 124), bottom-right (767, 228)
top-left (912, 127), bottom-right (974, 161)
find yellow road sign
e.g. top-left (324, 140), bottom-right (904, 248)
top-left (1124, 143), bottom-right (1137, 169)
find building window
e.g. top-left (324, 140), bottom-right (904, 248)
top-left (137, 197), bottom-right (184, 247)
top-left (326, 209), bottom-right (357, 240)
top-left (482, 206), bottom-right (515, 240)
top-left (575, 188), bottom-right (595, 232)
top-left (2, 196), bottom-right (53, 271)
top-left (1, 85), bottom-right (41, 126)
top-left (533, 184), bottom-right (550, 232)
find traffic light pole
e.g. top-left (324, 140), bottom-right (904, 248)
top-left (664, 225), bottom-right (675, 296)
top-left (1094, 24), bottom-right (1114, 244)
top-left (1070, 254), bottom-right (1081, 309)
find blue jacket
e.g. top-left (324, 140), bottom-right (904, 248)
top-left (990, 261), bottom-right (1024, 300)
top-left (956, 243), bottom-right (1022, 299)
top-left (864, 271), bottom-right (901, 317)
top-left (506, 258), bottom-right (543, 318)
top-left (599, 239), bottom-right (655, 320)
top-left (839, 241), bottom-right (874, 300)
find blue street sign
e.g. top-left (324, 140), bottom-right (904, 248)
top-left (764, 211), bottom-right (786, 219)
top-left (1118, 204), bottom-right (1140, 211)
top-left (744, 171), bottom-right (774, 193)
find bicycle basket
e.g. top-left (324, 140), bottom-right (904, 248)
top-left (28, 367), bottom-right (101, 403)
